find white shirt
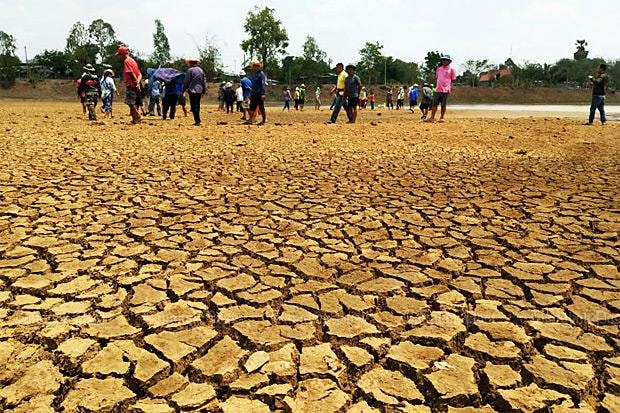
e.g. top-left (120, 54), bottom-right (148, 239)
top-left (235, 87), bottom-right (243, 101)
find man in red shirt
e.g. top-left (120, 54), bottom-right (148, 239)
top-left (115, 46), bottom-right (142, 124)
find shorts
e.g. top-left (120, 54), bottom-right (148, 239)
top-left (177, 95), bottom-right (187, 106)
top-left (433, 92), bottom-right (449, 108)
top-left (85, 91), bottom-right (98, 106)
top-left (249, 96), bottom-right (265, 112)
top-left (420, 102), bottom-right (431, 110)
top-left (125, 87), bottom-right (138, 106)
top-left (239, 98), bottom-right (249, 110)
top-left (300, 98), bottom-right (305, 104)
top-left (80, 96), bottom-right (86, 103)
top-left (348, 97), bottom-right (359, 108)
top-left (409, 99), bottom-right (417, 106)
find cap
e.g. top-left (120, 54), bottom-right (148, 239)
top-left (440, 54), bottom-right (452, 62)
top-left (225, 82), bottom-right (232, 88)
top-left (115, 46), bottom-right (129, 55)
top-left (239, 70), bottom-right (246, 76)
top-left (185, 56), bottom-right (200, 63)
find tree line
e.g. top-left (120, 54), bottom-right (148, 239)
top-left (1, 9), bottom-right (618, 89)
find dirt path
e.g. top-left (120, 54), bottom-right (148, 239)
top-left (0, 101), bottom-right (619, 412)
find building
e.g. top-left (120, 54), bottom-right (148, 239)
top-left (479, 69), bottom-right (512, 85)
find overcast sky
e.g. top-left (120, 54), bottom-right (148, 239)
top-left (2, 0), bottom-right (618, 73)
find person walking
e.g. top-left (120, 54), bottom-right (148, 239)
top-left (420, 82), bottom-right (433, 120)
top-left (244, 60), bottom-right (266, 125)
top-left (240, 70), bottom-right (252, 120)
top-left (344, 64), bottom-right (362, 124)
top-left (299, 84), bottom-right (306, 111)
top-left (223, 82), bottom-right (236, 114)
top-left (183, 57), bottom-right (207, 126)
top-left (282, 87), bottom-right (292, 111)
top-left (386, 88), bottom-right (393, 110)
top-left (162, 78), bottom-right (181, 120)
top-left (584, 63), bottom-right (609, 125)
top-left (327, 63), bottom-right (350, 124)
top-left (77, 64), bottom-right (101, 121)
top-left (235, 84), bottom-right (244, 112)
top-left (409, 84), bottom-right (419, 113)
top-left (100, 69), bottom-right (118, 118)
top-left (148, 77), bottom-right (162, 116)
top-left (217, 81), bottom-right (226, 112)
top-left (396, 86), bottom-right (405, 109)
top-left (294, 86), bottom-right (300, 110)
top-left (369, 91), bottom-right (376, 110)
top-left (359, 86), bottom-right (367, 109)
top-left (315, 85), bottom-right (321, 110)
top-left (116, 46), bottom-right (142, 124)
top-left (427, 54), bottom-right (456, 122)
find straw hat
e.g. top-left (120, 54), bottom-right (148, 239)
top-left (83, 64), bottom-right (95, 72)
top-left (104, 69), bottom-right (115, 76)
top-left (185, 56), bottom-right (200, 64)
top-left (249, 60), bottom-right (262, 68)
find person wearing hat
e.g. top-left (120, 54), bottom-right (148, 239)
top-left (420, 82), bottom-right (433, 120)
top-left (218, 81), bottom-right (226, 112)
top-left (235, 82), bottom-right (244, 113)
top-left (77, 64), bottom-right (102, 121)
top-left (409, 83), bottom-right (419, 113)
top-left (115, 46), bottom-right (142, 124)
top-left (239, 70), bottom-right (252, 120)
top-left (293, 86), bottom-right (301, 110)
top-left (299, 83), bottom-right (306, 111)
top-left (327, 63), bottom-right (351, 124)
top-left (100, 69), bottom-right (118, 118)
top-left (427, 54), bottom-right (456, 122)
top-left (223, 81), bottom-right (236, 114)
top-left (344, 64), bottom-right (362, 123)
top-left (282, 87), bottom-right (292, 111)
top-left (244, 60), bottom-right (266, 125)
top-left (182, 57), bottom-right (207, 126)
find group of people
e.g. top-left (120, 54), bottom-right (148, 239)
top-left (76, 49), bottom-right (609, 127)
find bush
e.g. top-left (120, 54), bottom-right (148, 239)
top-left (0, 54), bottom-right (20, 88)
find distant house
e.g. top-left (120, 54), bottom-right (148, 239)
top-left (479, 69), bottom-right (512, 85)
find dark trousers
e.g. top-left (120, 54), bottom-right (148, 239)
top-left (226, 101), bottom-right (234, 113)
top-left (189, 93), bottom-right (202, 124)
top-left (589, 95), bottom-right (606, 124)
top-left (329, 95), bottom-right (350, 123)
top-left (162, 94), bottom-right (178, 119)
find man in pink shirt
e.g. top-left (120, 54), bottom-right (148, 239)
top-left (115, 46), bottom-right (143, 124)
top-left (427, 54), bottom-right (457, 123)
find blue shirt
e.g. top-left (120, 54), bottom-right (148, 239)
top-left (251, 70), bottom-right (266, 98)
top-left (241, 77), bottom-right (252, 99)
top-left (409, 87), bottom-right (418, 101)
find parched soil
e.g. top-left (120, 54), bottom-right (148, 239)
top-left (0, 101), bottom-right (619, 412)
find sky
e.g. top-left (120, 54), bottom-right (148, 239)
top-left (1, 0), bottom-right (619, 73)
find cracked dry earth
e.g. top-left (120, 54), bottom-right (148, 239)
top-left (0, 101), bottom-right (619, 413)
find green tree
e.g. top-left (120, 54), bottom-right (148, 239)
top-left (152, 19), bottom-right (171, 66)
top-left (358, 41), bottom-right (384, 85)
top-left (0, 30), bottom-right (19, 88)
top-left (32, 50), bottom-right (71, 77)
top-left (302, 36), bottom-right (328, 63)
top-left (385, 57), bottom-right (420, 84)
top-left (65, 21), bottom-right (98, 77)
top-left (0, 30), bottom-right (17, 56)
top-left (197, 36), bottom-right (223, 80)
top-left (461, 59), bottom-right (491, 86)
top-left (240, 6), bottom-right (289, 73)
top-left (423, 51), bottom-right (442, 82)
top-left (88, 19), bottom-right (116, 62)
top-left (574, 39), bottom-right (588, 60)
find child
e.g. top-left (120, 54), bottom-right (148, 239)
top-left (314, 85), bottom-right (321, 110)
top-left (137, 79), bottom-right (148, 116)
top-left (235, 84), bottom-right (244, 112)
top-left (420, 82), bottom-right (433, 120)
top-left (409, 84), bottom-right (419, 113)
top-left (283, 87), bottom-right (291, 111)
top-left (359, 86), bottom-right (367, 109)
top-left (369, 91), bottom-right (376, 110)
top-left (100, 69), bottom-right (117, 118)
top-left (396, 86), bottom-right (405, 109)
top-left (223, 82), bottom-right (236, 114)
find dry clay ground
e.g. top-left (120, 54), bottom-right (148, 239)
top-left (0, 101), bottom-right (619, 413)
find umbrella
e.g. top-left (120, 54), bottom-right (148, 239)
top-left (153, 68), bottom-right (185, 84)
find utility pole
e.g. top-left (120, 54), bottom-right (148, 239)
top-left (384, 58), bottom-right (387, 86)
top-left (24, 46), bottom-right (29, 80)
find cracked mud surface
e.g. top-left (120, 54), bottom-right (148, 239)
top-left (0, 101), bottom-right (619, 412)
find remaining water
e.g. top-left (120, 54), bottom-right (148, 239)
top-left (451, 104), bottom-right (620, 114)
